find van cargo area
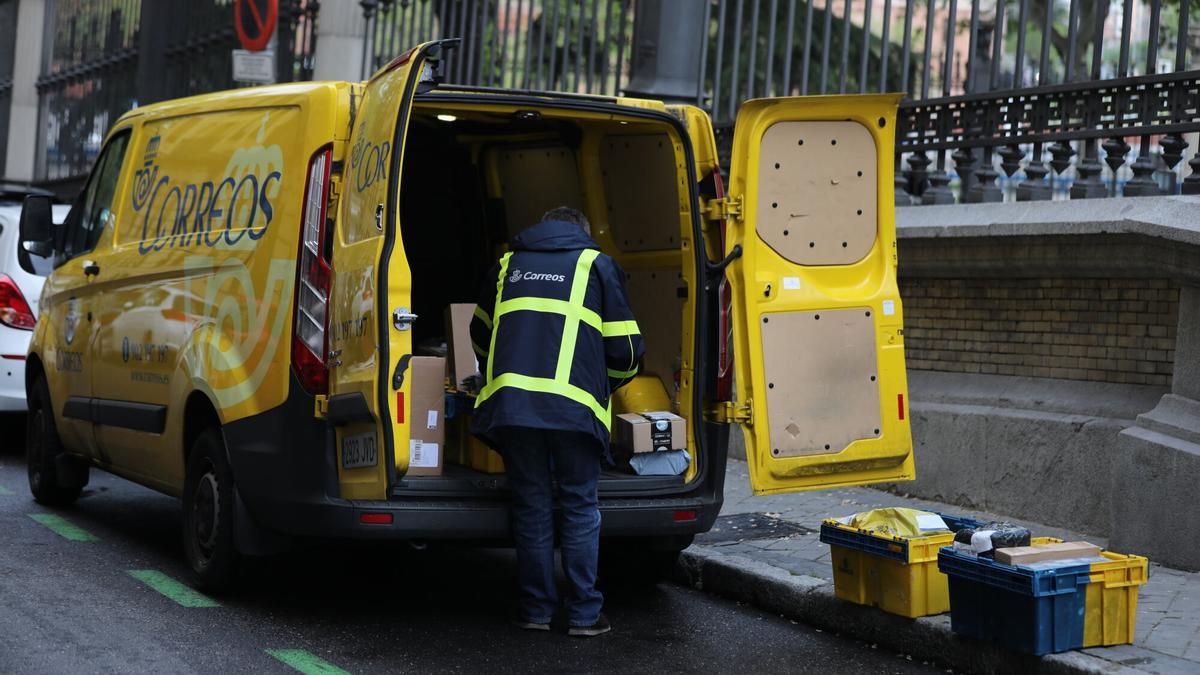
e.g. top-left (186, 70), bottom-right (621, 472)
top-left (393, 97), bottom-right (699, 497)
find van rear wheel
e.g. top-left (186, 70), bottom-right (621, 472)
top-left (183, 428), bottom-right (239, 592)
top-left (26, 376), bottom-right (86, 506)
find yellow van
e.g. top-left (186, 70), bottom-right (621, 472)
top-left (20, 40), bottom-right (913, 589)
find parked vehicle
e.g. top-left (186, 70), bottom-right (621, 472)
top-left (20, 40), bottom-right (914, 590)
top-left (0, 185), bottom-right (68, 411)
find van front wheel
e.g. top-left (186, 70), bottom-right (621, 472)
top-left (598, 536), bottom-right (691, 589)
top-left (26, 376), bottom-right (86, 506)
top-left (183, 429), bottom-right (238, 592)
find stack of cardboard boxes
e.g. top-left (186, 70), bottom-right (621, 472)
top-left (406, 302), bottom-right (688, 478)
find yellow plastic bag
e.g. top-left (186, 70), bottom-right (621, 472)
top-left (847, 507), bottom-right (948, 538)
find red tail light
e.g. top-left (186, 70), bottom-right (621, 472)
top-left (711, 168), bottom-right (734, 402)
top-left (291, 145), bottom-right (333, 395)
top-left (0, 274), bottom-right (35, 330)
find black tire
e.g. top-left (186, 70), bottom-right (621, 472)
top-left (26, 376), bottom-right (85, 506)
top-left (182, 428), bottom-right (239, 592)
top-left (598, 538), bottom-right (688, 590)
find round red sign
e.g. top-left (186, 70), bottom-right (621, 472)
top-left (234, 0), bottom-right (279, 52)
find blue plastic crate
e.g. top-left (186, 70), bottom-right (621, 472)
top-left (938, 547), bottom-right (1092, 655)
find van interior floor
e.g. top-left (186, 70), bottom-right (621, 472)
top-left (392, 463), bottom-right (686, 498)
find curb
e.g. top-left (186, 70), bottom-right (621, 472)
top-left (674, 547), bottom-right (1140, 675)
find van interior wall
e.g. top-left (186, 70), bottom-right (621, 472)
top-left (400, 108), bottom-right (686, 415)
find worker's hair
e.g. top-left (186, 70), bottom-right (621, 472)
top-left (542, 206), bottom-right (591, 236)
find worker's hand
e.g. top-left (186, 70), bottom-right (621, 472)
top-left (461, 374), bottom-right (483, 395)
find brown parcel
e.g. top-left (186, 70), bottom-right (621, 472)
top-left (445, 303), bottom-right (480, 391)
top-left (612, 412), bottom-right (685, 455)
top-left (407, 356), bottom-right (446, 476)
top-left (994, 541), bottom-right (1102, 566)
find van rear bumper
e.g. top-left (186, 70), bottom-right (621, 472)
top-left (242, 493), bottom-right (721, 541)
top-left (223, 374), bottom-right (729, 545)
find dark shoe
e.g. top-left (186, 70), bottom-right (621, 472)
top-left (568, 613), bottom-right (611, 637)
top-left (512, 617), bottom-right (551, 631)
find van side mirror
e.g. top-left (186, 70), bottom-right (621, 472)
top-left (19, 195), bottom-right (54, 259)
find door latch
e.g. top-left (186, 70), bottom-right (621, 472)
top-left (392, 307), bottom-right (418, 331)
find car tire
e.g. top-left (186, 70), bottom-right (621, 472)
top-left (182, 428), bottom-right (239, 592)
top-left (26, 376), bottom-right (85, 506)
top-left (598, 538), bottom-right (688, 590)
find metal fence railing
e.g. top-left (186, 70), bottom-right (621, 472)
top-left (364, 0), bottom-right (1200, 203)
top-left (0, 0), bottom-right (17, 178)
top-left (33, 0), bottom-right (319, 188)
top-left (361, 0), bottom-right (636, 95)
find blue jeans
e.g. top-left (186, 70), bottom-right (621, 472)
top-left (496, 426), bottom-right (602, 627)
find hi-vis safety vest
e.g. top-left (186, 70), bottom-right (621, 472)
top-left (469, 220), bottom-right (645, 448)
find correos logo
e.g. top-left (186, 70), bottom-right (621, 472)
top-left (508, 268), bottom-right (565, 283)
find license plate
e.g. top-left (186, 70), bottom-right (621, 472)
top-left (341, 432), bottom-right (378, 469)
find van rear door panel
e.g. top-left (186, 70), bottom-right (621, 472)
top-left (725, 95), bottom-right (914, 495)
top-left (330, 44), bottom-right (442, 499)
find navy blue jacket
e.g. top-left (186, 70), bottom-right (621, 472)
top-left (469, 220), bottom-right (645, 449)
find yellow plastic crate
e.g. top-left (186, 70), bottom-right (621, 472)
top-left (821, 515), bottom-right (981, 618)
top-left (1083, 551), bottom-right (1149, 647)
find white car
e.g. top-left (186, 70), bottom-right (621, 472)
top-left (0, 186), bottom-right (69, 411)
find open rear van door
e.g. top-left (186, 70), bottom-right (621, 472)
top-left (327, 41), bottom-right (452, 500)
top-left (722, 94), bottom-right (915, 495)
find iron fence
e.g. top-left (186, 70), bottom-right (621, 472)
top-left (34, 0), bottom-right (319, 188)
top-left (361, 0), bottom-right (636, 95)
top-left (0, 0), bottom-right (16, 178)
top-left (364, 0), bottom-right (1200, 203)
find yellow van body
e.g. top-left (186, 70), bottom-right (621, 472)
top-left (25, 41), bottom-right (913, 586)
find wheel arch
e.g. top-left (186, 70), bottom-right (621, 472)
top-left (25, 352), bottom-right (46, 404)
top-left (183, 390), bottom-right (223, 465)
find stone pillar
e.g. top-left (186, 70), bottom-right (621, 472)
top-left (4, 0), bottom-right (47, 181)
top-left (312, 0), bottom-right (367, 82)
top-left (1109, 285), bottom-right (1200, 571)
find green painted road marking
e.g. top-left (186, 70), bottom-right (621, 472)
top-left (265, 649), bottom-right (351, 675)
top-left (0, 485), bottom-right (13, 495)
top-left (28, 513), bottom-right (98, 541)
top-left (127, 570), bottom-right (220, 608)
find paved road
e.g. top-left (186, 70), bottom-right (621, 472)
top-left (0, 415), bottom-right (944, 674)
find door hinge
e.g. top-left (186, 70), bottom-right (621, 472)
top-left (704, 195), bottom-right (744, 223)
top-left (708, 399), bottom-right (752, 424)
top-left (314, 394), bottom-right (329, 419)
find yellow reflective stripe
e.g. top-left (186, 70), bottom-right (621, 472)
top-left (495, 297), bottom-right (601, 330)
top-left (477, 372), bottom-right (611, 430)
top-left (485, 252), bottom-right (513, 384)
top-left (601, 320), bottom-right (640, 337)
top-left (473, 306), bottom-right (492, 330)
top-left (555, 249), bottom-right (601, 382)
top-left (471, 341), bottom-right (487, 358)
top-left (607, 366), bottom-right (639, 379)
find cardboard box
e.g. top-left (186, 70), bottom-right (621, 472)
top-left (613, 411), bottom-right (685, 455)
top-left (445, 303), bottom-right (481, 391)
top-left (994, 541), bottom-right (1102, 566)
top-left (407, 356), bottom-right (446, 476)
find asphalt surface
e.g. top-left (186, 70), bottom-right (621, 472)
top-left (0, 414), bottom-right (945, 674)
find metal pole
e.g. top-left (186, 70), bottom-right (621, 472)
top-left (880, 0), bottom-right (893, 91)
top-left (801, 0), bottom-right (815, 94)
top-left (899, 0), bottom-right (914, 94)
top-left (921, 0), bottom-right (935, 99)
top-left (839, 0), bottom-right (851, 93)
top-left (820, 0), bottom-right (833, 94)
top-left (943, 0), bottom-right (956, 96)
top-left (859, 0), bottom-right (873, 93)
top-left (766, 0), bottom-right (778, 96)
top-left (782, 0), bottom-right (797, 95)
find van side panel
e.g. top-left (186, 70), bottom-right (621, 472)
top-left (86, 86), bottom-right (343, 493)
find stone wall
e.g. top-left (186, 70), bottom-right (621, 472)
top-left (901, 277), bottom-right (1179, 386)
top-left (894, 195), bottom-right (1200, 570)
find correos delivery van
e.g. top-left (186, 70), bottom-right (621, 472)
top-left (19, 40), bottom-right (914, 590)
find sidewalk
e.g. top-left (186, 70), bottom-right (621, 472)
top-left (676, 458), bottom-right (1199, 675)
